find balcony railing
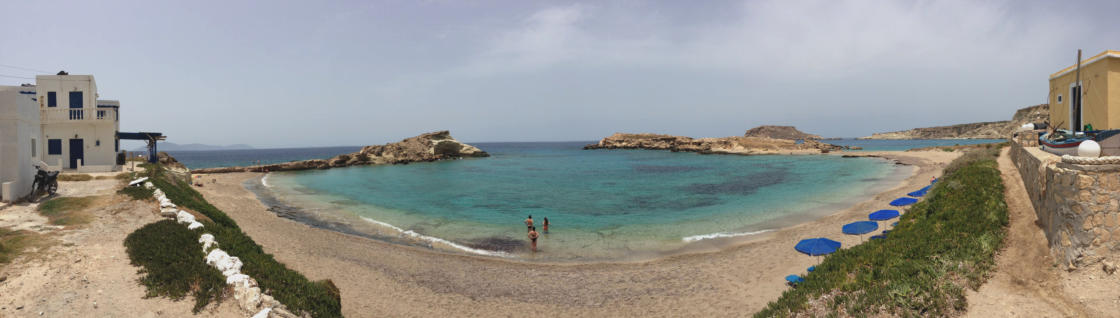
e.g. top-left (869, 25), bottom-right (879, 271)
top-left (42, 108), bottom-right (118, 123)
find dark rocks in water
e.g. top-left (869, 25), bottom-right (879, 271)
top-left (192, 130), bottom-right (489, 174)
top-left (463, 236), bottom-right (523, 253)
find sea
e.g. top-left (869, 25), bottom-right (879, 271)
top-left (166, 138), bottom-right (1003, 262)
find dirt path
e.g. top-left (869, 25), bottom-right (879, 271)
top-left (0, 181), bottom-right (242, 317)
top-left (964, 147), bottom-right (1084, 317)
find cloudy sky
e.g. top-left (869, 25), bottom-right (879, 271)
top-left (0, 0), bottom-right (1115, 148)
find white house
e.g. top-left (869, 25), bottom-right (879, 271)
top-left (35, 73), bottom-right (120, 172)
top-left (0, 85), bottom-right (42, 202)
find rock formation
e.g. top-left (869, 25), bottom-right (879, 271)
top-left (743, 125), bottom-right (822, 140)
top-left (583, 133), bottom-right (846, 154)
top-left (192, 131), bottom-right (488, 173)
top-left (861, 104), bottom-right (1049, 139)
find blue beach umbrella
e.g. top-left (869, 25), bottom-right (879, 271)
top-left (868, 209), bottom-right (901, 221)
top-left (908, 185), bottom-right (932, 197)
top-left (807, 266), bottom-right (815, 272)
top-left (785, 274), bottom-right (805, 286)
top-left (890, 197), bottom-right (918, 206)
top-left (842, 221), bottom-right (879, 235)
top-left (795, 238), bottom-right (842, 256)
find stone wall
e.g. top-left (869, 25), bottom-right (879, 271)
top-left (1010, 140), bottom-right (1120, 268)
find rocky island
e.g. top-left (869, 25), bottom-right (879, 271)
top-left (861, 104), bottom-right (1048, 140)
top-left (192, 130), bottom-right (488, 173)
top-left (584, 126), bottom-right (847, 155)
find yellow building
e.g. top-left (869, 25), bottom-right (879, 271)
top-left (1049, 50), bottom-right (1120, 131)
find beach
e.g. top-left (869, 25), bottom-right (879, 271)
top-left (193, 150), bottom-right (958, 317)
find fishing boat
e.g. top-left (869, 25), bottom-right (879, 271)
top-left (1040, 130), bottom-right (1088, 156)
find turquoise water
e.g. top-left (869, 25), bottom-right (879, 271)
top-left (264, 142), bottom-right (906, 261)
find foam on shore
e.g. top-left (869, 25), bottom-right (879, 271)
top-left (358, 217), bottom-right (511, 258)
top-left (261, 173), bottom-right (272, 188)
top-left (682, 229), bottom-right (774, 242)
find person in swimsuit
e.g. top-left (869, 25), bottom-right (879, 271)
top-left (542, 217), bottom-right (549, 233)
top-left (525, 215), bottom-right (533, 232)
top-left (528, 226), bottom-right (540, 252)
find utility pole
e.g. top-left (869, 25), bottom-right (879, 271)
top-left (1075, 49), bottom-right (1082, 131)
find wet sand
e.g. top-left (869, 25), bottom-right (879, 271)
top-left (193, 150), bottom-right (958, 317)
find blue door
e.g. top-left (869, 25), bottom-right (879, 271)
top-left (69, 139), bottom-right (84, 169)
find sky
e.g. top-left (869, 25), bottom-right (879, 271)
top-left (1, 0), bottom-right (1116, 148)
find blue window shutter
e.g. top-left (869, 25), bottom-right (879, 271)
top-left (47, 92), bottom-right (57, 107)
top-left (69, 91), bottom-right (83, 108)
top-left (48, 139), bottom-right (62, 155)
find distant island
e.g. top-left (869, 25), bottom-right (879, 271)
top-left (133, 142), bottom-right (255, 152)
top-left (584, 126), bottom-right (848, 154)
top-left (860, 104), bottom-right (1048, 140)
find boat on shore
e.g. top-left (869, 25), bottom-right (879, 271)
top-left (1039, 130), bottom-right (1088, 156)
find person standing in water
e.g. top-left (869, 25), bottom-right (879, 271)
top-left (542, 217), bottom-right (550, 233)
top-left (528, 226), bottom-right (540, 252)
top-left (525, 215), bottom-right (533, 232)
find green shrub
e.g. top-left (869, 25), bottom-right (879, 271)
top-left (125, 220), bottom-right (226, 313)
top-left (756, 147), bottom-right (1008, 317)
top-left (38, 196), bottom-right (97, 225)
top-left (58, 174), bottom-right (94, 181)
top-left (129, 164), bottom-right (342, 317)
top-left (118, 186), bottom-right (155, 201)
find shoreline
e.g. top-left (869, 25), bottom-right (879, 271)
top-left (193, 150), bottom-right (957, 316)
top-left (242, 153), bottom-right (911, 263)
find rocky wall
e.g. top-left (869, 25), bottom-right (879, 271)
top-left (1011, 141), bottom-right (1120, 269)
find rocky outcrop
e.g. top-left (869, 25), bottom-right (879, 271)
top-left (192, 131), bottom-right (488, 174)
top-left (583, 133), bottom-right (846, 154)
top-left (743, 125), bottom-right (822, 140)
top-left (861, 104), bottom-right (1049, 140)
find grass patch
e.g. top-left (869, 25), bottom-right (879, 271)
top-left (57, 174), bottom-right (94, 181)
top-left (756, 147), bottom-right (1008, 317)
top-left (118, 186), bottom-right (155, 201)
top-left (38, 196), bottom-right (98, 226)
top-left (124, 220), bottom-right (227, 313)
top-left (127, 165), bottom-right (342, 317)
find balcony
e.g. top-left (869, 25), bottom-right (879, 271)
top-left (41, 108), bottom-right (118, 124)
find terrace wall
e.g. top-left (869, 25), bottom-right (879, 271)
top-left (1011, 135), bottom-right (1120, 268)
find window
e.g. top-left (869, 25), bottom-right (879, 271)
top-left (115, 137), bottom-right (119, 152)
top-left (31, 138), bottom-right (36, 157)
top-left (1058, 95), bottom-right (1063, 103)
top-left (69, 91), bottom-right (83, 108)
top-left (96, 140), bottom-right (101, 147)
top-left (97, 110), bottom-right (106, 119)
top-left (47, 92), bottom-right (57, 107)
top-left (48, 139), bottom-right (62, 155)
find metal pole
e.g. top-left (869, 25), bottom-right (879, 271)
top-left (1076, 49), bottom-right (1082, 131)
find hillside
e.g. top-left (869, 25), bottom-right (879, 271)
top-left (861, 104), bottom-right (1048, 139)
top-left (743, 125), bottom-right (822, 140)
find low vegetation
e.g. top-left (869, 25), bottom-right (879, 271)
top-left (0, 228), bottom-right (46, 265)
top-left (124, 220), bottom-right (227, 313)
top-left (117, 186), bottom-right (154, 201)
top-left (756, 147), bottom-right (1008, 317)
top-left (38, 196), bottom-right (98, 226)
top-left (57, 173), bottom-right (94, 181)
top-left (126, 164), bottom-right (342, 317)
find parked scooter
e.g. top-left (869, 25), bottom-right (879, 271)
top-left (29, 163), bottom-right (59, 202)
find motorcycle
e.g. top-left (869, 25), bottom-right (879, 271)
top-left (29, 163), bottom-right (59, 202)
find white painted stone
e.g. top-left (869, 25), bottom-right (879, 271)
top-left (198, 234), bottom-right (217, 251)
top-left (143, 182), bottom-right (154, 189)
top-left (206, 249), bottom-right (230, 267)
top-left (159, 206), bottom-right (178, 218)
top-left (252, 308), bottom-right (271, 318)
top-left (235, 286), bottom-right (263, 312)
top-left (187, 221), bottom-right (203, 230)
top-left (175, 210), bottom-right (195, 224)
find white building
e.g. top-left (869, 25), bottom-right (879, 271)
top-left (35, 73), bottom-right (120, 172)
top-left (0, 85), bottom-right (42, 202)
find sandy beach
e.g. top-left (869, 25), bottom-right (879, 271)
top-left (187, 150), bottom-right (957, 317)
